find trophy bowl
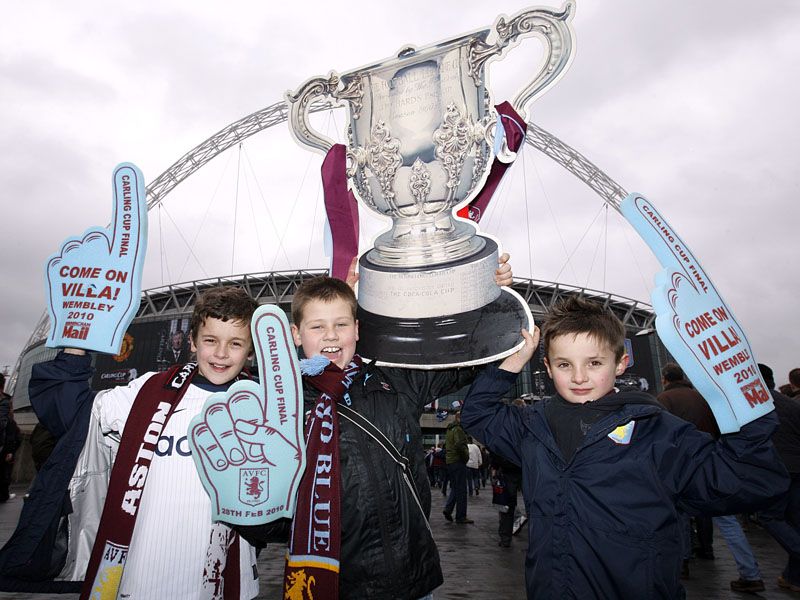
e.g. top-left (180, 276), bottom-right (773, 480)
top-left (287, 3), bottom-right (575, 367)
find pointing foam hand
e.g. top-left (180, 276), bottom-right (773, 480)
top-left (621, 194), bottom-right (772, 433)
top-left (44, 163), bottom-right (147, 354)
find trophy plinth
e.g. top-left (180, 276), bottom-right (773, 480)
top-left (356, 238), bottom-right (531, 368)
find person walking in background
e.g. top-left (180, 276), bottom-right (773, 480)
top-left (492, 398), bottom-right (526, 548)
top-left (0, 405), bottom-right (20, 503)
top-left (758, 363), bottom-right (800, 592)
top-left (466, 436), bottom-right (482, 496)
top-left (0, 374), bottom-right (20, 504)
top-left (658, 362), bottom-right (765, 592)
top-left (443, 411), bottom-right (472, 524)
top-left (432, 444), bottom-right (447, 492)
top-left (0, 374), bottom-right (13, 502)
top-left (657, 363), bottom-right (718, 565)
top-left (0, 374), bottom-right (9, 449)
top-left (786, 368), bottom-right (800, 398)
top-left (425, 445), bottom-right (436, 487)
top-left (480, 445), bottom-right (490, 488)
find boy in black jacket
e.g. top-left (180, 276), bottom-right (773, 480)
top-left (461, 296), bottom-right (788, 599)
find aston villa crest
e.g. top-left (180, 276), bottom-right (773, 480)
top-left (239, 468), bottom-right (269, 506)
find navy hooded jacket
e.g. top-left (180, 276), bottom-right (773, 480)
top-left (461, 366), bottom-right (789, 599)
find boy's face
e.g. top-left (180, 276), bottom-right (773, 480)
top-left (544, 332), bottom-right (628, 404)
top-left (291, 297), bottom-right (359, 370)
top-left (190, 317), bottom-right (253, 385)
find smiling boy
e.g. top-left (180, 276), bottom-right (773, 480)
top-left (279, 260), bottom-right (512, 600)
top-left (0, 287), bottom-right (265, 598)
top-left (461, 296), bottom-right (788, 599)
top-left (284, 276), bottom-right (474, 600)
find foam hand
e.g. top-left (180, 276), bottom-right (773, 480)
top-left (189, 305), bottom-right (305, 525)
top-left (621, 194), bottom-right (772, 433)
top-left (44, 163), bottom-right (147, 354)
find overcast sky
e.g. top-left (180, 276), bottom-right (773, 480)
top-left (2, 0), bottom-right (799, 389)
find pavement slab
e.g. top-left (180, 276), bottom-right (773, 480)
top-left (1, 482), bottom-right (798, 599)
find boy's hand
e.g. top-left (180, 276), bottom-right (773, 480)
top-left (188, 305), bottom-right (306, 525)
top-left (499, 327), bottom-right (540, 373)
top-left (44, 163), bottom-right (147, 355)
top-left (495, 252), bottom-right (513, 287)
top-left (621, 194), bottom-right (773, 433)
top-left (345, 255), bottom-right (359, 290)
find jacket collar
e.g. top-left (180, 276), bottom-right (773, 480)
top-left (523, 391), bottom-right (663, 461)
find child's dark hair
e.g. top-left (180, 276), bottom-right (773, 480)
top-left (541, 296), bottom-right (626, 361)
top-left (291, 276), bottom-right (357, 325)
top-left (190, 286), bottom-right (258, 341)
top-left (661, 362), bottom-right (685, 383)
top-left (790, 368), bottom-right (800, 389)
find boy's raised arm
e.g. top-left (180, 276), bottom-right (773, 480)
top-left (29, 351), bottom-right (96, 438)
top-left (660, 411), bottom-right (788, 516)
top-left (461, 328), bottom-right (538, 466)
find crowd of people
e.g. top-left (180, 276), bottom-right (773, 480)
top-left (0, 274), bottom-right (798, 599)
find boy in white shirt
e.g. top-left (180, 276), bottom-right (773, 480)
top-left (0, 287), bottom-right (278, 599)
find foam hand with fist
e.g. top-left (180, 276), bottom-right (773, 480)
top-left (189, 305), bottom-right (305, 526)
top-left (621, 194), bottom-right (772, 433)
top-left (45, 163), bottom-right (147, 354)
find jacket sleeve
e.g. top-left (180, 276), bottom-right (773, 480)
top-left (0, 399), bottom-right (9, 449)
top-left (3, 422), bottom-right (21, 455)
top-left (460, 365), bottom-right (526, 467)
top-left (231, 519), bottom-right (291, 549)
top-left (389, 366), bottom-right (478, 411)
top-left (29, 352), bottom-right (95, 438)
top-left (657, 410), bottom-right (789, 515)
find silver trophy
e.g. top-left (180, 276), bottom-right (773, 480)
top-left (287, 3), bottom-right (575, 368)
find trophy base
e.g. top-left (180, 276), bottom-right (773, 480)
top-left (356, 288), bottom-right (532, 369)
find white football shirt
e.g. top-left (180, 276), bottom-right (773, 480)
top-left (94, 374), bottom-right (259, 599)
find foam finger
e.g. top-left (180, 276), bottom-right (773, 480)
top-left (191, 421), bottom-right (228, 472)
top-left (110, 163), bottom-right (147, 264)
top-left (227, 387), bottom-right (267, 460)
top-left (250, 305), bottom-right (302, 437)
top-left (205, 403), bottom-right (247, 466)
top-left (234, 420), bottom-right (267, 462)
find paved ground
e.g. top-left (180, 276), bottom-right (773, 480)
top-left (0, 481), bottom-right (798, 599)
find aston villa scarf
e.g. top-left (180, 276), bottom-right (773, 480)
top-left (284, 355), bottom-right (361, 600)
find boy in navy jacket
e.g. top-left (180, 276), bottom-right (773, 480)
top-left (461, 296), bottom-right (788, 599)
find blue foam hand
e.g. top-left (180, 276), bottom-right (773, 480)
top-left (44, 163), bottom-right (147, 354)
top-left (621, 194), bottom-right (772, 433)
top-left (188, 305), bottom-right (306, 525)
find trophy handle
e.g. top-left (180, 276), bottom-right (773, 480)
top-left (285, 73), bottom-right (343, 155)
top-left (469, 1), bottom-right (576, 121)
